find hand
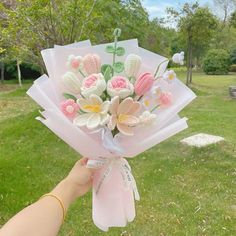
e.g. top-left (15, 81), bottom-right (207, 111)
top-left (51, 158), bottom-right (94, 209)
top-left (65, 157), bottom-right (94, 198)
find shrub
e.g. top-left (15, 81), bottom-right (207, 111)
top-left (230, 49), bottom-right (236, 64)
top-left (4, 61), bottom-right (41, 80)
top-left (202, 49), bottom-right (230, 75)
top-left (230, 64), bottom-right (236, 72)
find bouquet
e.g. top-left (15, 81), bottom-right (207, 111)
top-left (27, 29), bottom-right (196, 231)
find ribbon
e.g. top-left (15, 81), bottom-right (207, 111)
top-left (87, 127), bottom-right (140, 201)
top-left (89, 127), bottom-right (124, 155)
top-left (87, 157), bottom-right (140, 201)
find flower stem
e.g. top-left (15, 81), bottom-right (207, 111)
top-left (112, 28), bottom-right (121, 75)
top-left (154, 59), bottom-right (169, 78)
top-left (137, 95), bottom-right (143, 101)
top-left (150, 104), bottom-right (160, 113)
top-left (113, 37), bottom-right (117, 67)
top-left (79, 69), bottom-right (86, 78)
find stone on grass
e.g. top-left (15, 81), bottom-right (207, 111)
top-left (229, 86), bottom-right (236, 99)
top-left (181, 133), bottom-right (224, 147)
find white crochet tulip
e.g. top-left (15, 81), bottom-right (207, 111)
top-left (62, 72), bottom-right (82, 94)
top-left (124, 54), bottom-right (142, 78)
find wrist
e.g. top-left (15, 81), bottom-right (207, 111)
top-left (51, 179), bottom-right (77, 210)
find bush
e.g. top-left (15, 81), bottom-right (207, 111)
top-left (4, 61), bottom-right (41, 80)
top-left (230, 49), bottom-right (236, 64)
top-left (202, 49), bottom-right (230, 75)
top-left (230, 64), bottom-right (236, 72)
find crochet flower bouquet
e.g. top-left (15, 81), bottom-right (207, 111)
top-left (27, 29), bottom-right (196, 231)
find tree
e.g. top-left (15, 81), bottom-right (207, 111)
top-left (214, 0), bottom-right (236, 25)
top-left (1, 0), bottom-right (99, 76)
top-left (230, 10), bottom-right (236, 27)
top-left (1, 0), bottom-right (151, 76)
top-left (168, 2), bottom-right (218, 85)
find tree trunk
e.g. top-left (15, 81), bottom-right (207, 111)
top-left (0, 61), bottom-right (4, 83)
top-left (17, 59), bottom-right (22, 87)
top-left (189, 42), bottom-right (193, 84)
top-left (186, 36), bottom-right (191, 86)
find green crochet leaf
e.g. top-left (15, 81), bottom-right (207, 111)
top-left (101, 64), bottom-right (113, 77)
top-left (106, 45), bottom-right (115, 53)
top-left (113, 62), bottom-right (124, 73)
top-left (116, 47), bottom-right (125, 56)
top-left (63, 93), bottom-right (77, 101)
top-left (104, 65), bottom-right (113, 81)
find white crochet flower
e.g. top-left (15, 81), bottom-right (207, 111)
top-left (139, 111), bottom-right (156, 125)
top-left (163, 70), bottom-right (177, 83)
top-left (107, 76), bottom-right (134, 99)
top-left (81, 73), bottom-right (106, 98)
top-left (124, 54), bottom-right (142, 78)
top-left (62, 72), bottom-right (82, 94)
top-left (74, 94), bottom-right (110, 129)
top-left (172, 52), bottom-right (184, 65)
top-left (66, 55), bottom-right (83, 72)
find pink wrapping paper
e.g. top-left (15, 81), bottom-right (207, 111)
top-left (27, 39), bottom-right (196, 231)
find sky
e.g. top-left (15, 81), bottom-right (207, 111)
top-left (142, 0), bottom-right (213, 19)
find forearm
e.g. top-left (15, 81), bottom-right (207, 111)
top-left (0, 179), bottom-right (75, 236)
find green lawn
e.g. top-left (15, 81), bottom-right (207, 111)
top-left (0, 73), bottom-right (236, 236)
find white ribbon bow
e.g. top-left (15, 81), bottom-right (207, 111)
top-left (87, 157), bottom-right (140, 201)
top-left (87, 127), bottom-right (140, 201)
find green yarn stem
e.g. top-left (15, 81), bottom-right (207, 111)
top-left (154, 59), bottom-right (169, 78)
top-left (79, 69), bottom-right (86, 78)
top-left (113, 37), bottom-right (117, 67)
top-left (150, 104), bottom-right (160, 113)
top-left (112, 28), bottom-right (121, 75)
top-left (137, 95), bottom-right (143, 101)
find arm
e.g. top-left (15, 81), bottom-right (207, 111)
top-left (0, 158), bottom-right (93, 236)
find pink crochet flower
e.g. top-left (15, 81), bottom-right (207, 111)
top-left (107, 76), bottom-right (134, 99)
top-left (71, 59), bottom-right (80, 69)
top-left (60, 99), bottom-right (79, 118)
top-left (108, 96), bottom-right (141, 136)
top-left (66, 55), bottom-right (83, 72)
top-left (84, 75), bottom-right (97, 88)
top-left (158, 92), bottom-right (173, 107)
top-left (83, 54), bottom-right (101, 75)
top-left (134, 73), bottom-right (154, 96)
top-left (111, 77), bottom-right (127, 89)
top-left (81, 73), bottom-right (106, 98)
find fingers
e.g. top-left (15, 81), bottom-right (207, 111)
top-left (78, 157), bottom-right (88, 166)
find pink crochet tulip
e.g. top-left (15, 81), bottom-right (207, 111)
top-left (60, 99), bottom-right (79, 118)
top-left (83, 54), bottom-right (101, 75)
top-left (134, 73), bottom-right (154, 96)
top-left (159, 92), bottom-right (173, 107)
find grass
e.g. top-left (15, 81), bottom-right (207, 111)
top-left (0, 72), bottom-right (236, 236)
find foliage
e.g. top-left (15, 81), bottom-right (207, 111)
top-left (168, 2), bottom-right (218, 84)
top-left (1, 0), bottom-right (154, 73)
top-left (230, 48), bottom-right (236, 64)
top-left (230, 64), bottom-right (236, 72)
top-left (202, 49), bottom-right (231, 75)
top-left (230, 10), bottom-right (236, 27)
top-left (214, 0), bottom-right (236, 24)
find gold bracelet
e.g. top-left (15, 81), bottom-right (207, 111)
top-left (40, 193), bottom-right (66, 222)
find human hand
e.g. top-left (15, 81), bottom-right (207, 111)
top-left (65, 157), bottom-right (94, 198)
top-left (51, 158), bottom-right (94, 209)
